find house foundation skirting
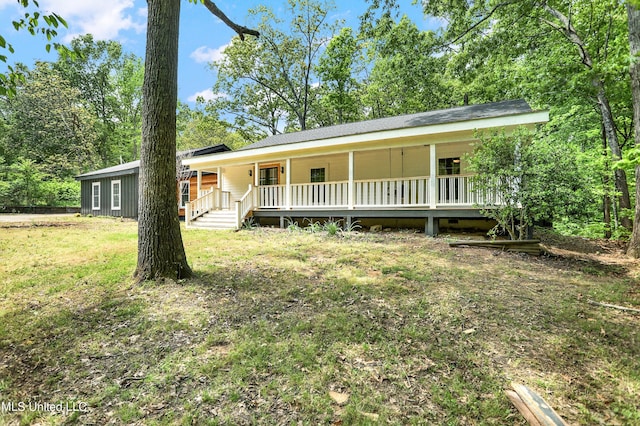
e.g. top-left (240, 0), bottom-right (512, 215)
top-left (251, 208), bottom-right (491, 236)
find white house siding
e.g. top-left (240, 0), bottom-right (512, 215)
top-left (402, 145), bottom-right (430, 177)
top-left (222, 165), bottom-right (253, 201)
top-left (285, 147), bottom-right (432, 185)
top-left (354, 146), bottom-right (429, 180)
top-left (290, 154), bottom-right (348, 183)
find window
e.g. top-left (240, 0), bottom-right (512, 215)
top-left (111, 180), bottom-right (121, 211)
top-left (179, 181), bottom-right (190, 208)
top-left (438, 157), bottom-right (461, 176)
top-left (92, 182), bottom-right (100, 210)
top-left (259, 166), bottom-right (279, 186)
top-left (310, 167), bottom-right (325, 183)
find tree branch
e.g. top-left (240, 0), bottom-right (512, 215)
top-left (542, 5), bottom-right (593, 69)
top-left (202, 0), bottom-right (260, 40)
top-left (448, 1), bottom-right (518, 46)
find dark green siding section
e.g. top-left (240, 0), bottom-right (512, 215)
top-left (80, 174), bottom-right (138, 218)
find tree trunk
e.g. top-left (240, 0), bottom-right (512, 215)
top-left (594, 85), bottom-right (633, 230)
top-left (135, 0), bottom-right (193, 281)
top-left (627, 3), bottom-right (640, 257)
top-left (602, 125), bottom-right (612, 239)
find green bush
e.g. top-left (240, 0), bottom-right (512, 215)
top-left (0, 158), bottom-right (79, 207)
top-left (41, 179), bottom-right (80, 207)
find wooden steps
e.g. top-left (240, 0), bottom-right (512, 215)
top-left (188, 210), bottom-right (237, 230)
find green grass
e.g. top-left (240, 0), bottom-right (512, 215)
top-left (0, 216), bottom-right (638, 425)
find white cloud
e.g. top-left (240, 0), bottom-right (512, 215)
top-left (0, 0), bottom-right (16, 10)
top-left (190, 44), bottom-right (228, 64)
top-left (39, 0), bottom-right (146, 42)
top-left (187, 89), bottom-right (226, 103)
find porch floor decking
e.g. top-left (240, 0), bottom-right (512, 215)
top-left (252, 207), bottom-right (488, 219)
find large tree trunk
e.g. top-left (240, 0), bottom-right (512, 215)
top-left (627, 3), bottom-right (640, 257)
top-left (135, 0), bottom-right (192, 281)
top-left (594, 85), bottom-right (633, 230)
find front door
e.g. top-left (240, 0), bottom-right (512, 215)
top-left (259, 166), bottom-right (279, 186)
top-left (259, 165), bottom-right (280, 207)
top-left (438, 157), bottom-right (460, 203)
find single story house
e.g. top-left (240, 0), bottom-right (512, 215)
top-left (182, 100), bottom-right (548, 234)
top-left (76, 144), bottom-right (230, 218)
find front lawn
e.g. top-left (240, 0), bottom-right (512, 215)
top-left (0, 217), bottom-right (638, 425)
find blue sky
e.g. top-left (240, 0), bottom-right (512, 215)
top-left (0, 0), bottom-right (430, 105)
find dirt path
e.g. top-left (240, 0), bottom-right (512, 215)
top-left (0, 213), bottom-right (77, 223)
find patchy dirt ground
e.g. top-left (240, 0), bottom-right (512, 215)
top-left (0, 213), bottom-right (78, 223)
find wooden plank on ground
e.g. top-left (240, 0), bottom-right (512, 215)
top-left (449, 239), bottom-right (542, 255)
top-left (449, 239), bottom-right (541, 246)
top-left (508, 383), bottom-right (568, 426)
top-left (506, 389), bottom-right (542, 426)
top-left (587, 299), bottom-right (640, 314)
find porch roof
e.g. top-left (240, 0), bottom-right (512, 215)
top-left (242, 99), bottom-right (532, 151)
top-left (184, 100), bottom-right (548, 168)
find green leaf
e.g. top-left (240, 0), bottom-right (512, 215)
top-left (54, 14), bottom-right (68, 28)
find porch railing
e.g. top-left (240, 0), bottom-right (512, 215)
top-left (292, 181), bottom-right (349, 208)
top-left (355, 176), bottom-right (430, 207)
top-left (235, 185), bottom-right (256, 229)
top-left (259, 184), bottom-right (287, 208)
top-left (186, 176), bottom-right (504, 228)
top-left (185, 187), bottom-right (231, 226)
top-left (436, 175), bottom-right (501, 206)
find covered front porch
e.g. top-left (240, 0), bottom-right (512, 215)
top-left (184, 142), bottom-right (498, 231)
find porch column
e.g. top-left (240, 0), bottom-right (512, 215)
top-left (429, 144), bottom-right (437, 208)
top-left (254, 163), bottom-right (259, 187)
top-left (348, 151), bottom-right (354, 209)
top-left (426, 215), bottom-right (439, 236)
top-left (285, 158), bottom-right (291, 209)
top-left (216, 167), bottom-right (221, 189)
top-left (196, 170), bottom-right (202, 196)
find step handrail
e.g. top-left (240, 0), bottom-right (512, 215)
top-left (186, 187), bottom-right (230, 227)
top-left (235, 184), bottom-right (255, 229)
